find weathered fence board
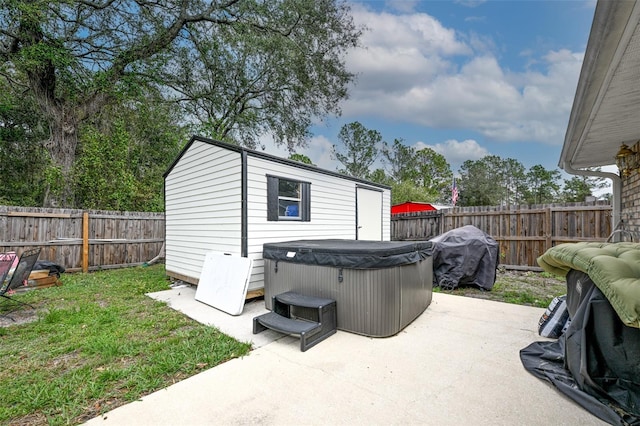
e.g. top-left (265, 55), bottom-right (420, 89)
top-left (0, 206), bottom-right (164, 272)
top-left (392, 202), bottom-right (612, 268)
top-left (1, 202), bottom-right (612, 272)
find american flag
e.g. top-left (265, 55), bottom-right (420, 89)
top-left (452, 177), bottom-right (459, 206)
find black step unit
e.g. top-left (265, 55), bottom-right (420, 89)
top-left (253, 312), bottom-right (322, 336)
top-left (253, 291), bottom-right (337, 351)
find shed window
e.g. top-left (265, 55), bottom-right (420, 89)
top-left (267, 175), bottom-right (310, 221)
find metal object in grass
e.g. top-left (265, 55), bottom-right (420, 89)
top-left (0, 248), bottom-right (41, 320)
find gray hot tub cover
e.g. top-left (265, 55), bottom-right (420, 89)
top-left (429, 225), bottom-right (499, 290)
top-left (262, 239), bottom-right (432, 269)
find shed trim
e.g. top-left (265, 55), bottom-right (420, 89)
top-left (355, 183), bottom-right (384, 192)
top-left (241, 150), bottom-right (248, 257)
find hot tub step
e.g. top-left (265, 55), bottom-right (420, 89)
top-left (274, 291), bottom-right (336, 309)
top-left (254, 312), bottom-right (321, 335)
top-left (253, 291), bottom-right (337, 351)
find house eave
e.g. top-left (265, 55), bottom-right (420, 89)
top-left (560, 0), bottom-right (640, 171)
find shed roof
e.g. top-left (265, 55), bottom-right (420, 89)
top-left (164, 135), bottom-right (391, 190)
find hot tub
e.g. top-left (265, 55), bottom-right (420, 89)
top-left (262, 239), bottom-right (433, 337)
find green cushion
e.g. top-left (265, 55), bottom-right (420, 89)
top-left (538, 242), bottom-right (640, 328)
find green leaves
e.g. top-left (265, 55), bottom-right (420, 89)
top-left (73, 94), bottom-right (185, 212)
top-left (379, 138), bottom-right (453, 204)
top-left (525, 164), bottom-right (561, 204)
top-left (2, 0), bottom-right (361, 207)
top-left (561, 171), bottom-right (607, 202)
top-left (162, 0), bottom-right (361, 150)
top-left (74, 121), bottom-right (136, 211)
top-left (332, 121), bottom-right (382, 179)
top-left (459, 156), bottom-right (530, 206)
top-left (458, 157), bottom-right (607, 207)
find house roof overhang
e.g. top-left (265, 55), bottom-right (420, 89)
top-left (560, 1), bottom-right (640, 171)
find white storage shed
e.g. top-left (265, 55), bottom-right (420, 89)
top-left (164, 135), bottom-right (392, 292)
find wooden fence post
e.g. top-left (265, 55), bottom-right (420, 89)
top-left (82, 211), bottom-right (89, 273)
top-left (545, 207), bottom-right (552, 253)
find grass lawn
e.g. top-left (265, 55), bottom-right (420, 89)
top-left (0, 265), bottom-right (251, 426)
top-left (0, 264), bottom-right (566, 425)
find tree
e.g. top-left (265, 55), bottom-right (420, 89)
top-left (289, 153), bottom-right (314, 165)
top-left (380, 139), bottom-right (453, 203)
top-left (381, 139), bottom-right (417, 183)
top-left (391, 180), bottom-right (433, 205)
top-left (332, 122), bottom-right (382, 178)
top-left (367, 168), bottom-right (392, 186)
top-left (599, 192), bottom-right (613, 202)
top-left (524, 165), bottom-right (561, 204)
top-left (121, 96), bottom-right (188, 211)
top-left (501, 158), bottom-right (527, 205)
top-left (73, 91), bottom-right (186, 211)
top-left (0, 79), bottom-right (49, 206)
top-left (562, 176), bottom-right (592, 202)
top-left (74, 122), bottom-right (137, 211)
top-left (159, 1), bottom-right (360, 151)
top-left (561, 169), bottom-right (609, 202)
top-left (457, 156), bottom-right (502, 206)
top-left (0, 0), bottom-right (361, 207)
top-left (413, 148), bottom-right (453, 202)
top-left (458, 155), bottom-right (527, 206)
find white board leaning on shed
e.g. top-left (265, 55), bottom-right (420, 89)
top-left (163, 135), bottom-right (392, 298)
top-left (195, 252), bottom-right (253, 315)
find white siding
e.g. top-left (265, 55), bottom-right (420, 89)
top-left (245, 156), bottom-right (390, 289)
top-left (382, 188), bottom-right (391, 240)
top-left (165, 141), bottom-right (242, 283)
top-left (164, 139), bottom-right (391, 291)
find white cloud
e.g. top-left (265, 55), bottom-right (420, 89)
top-left (299, 135), bottom-right (339, 170)
top-left (260, 134), bottom-right (340, 173)
top-left (352, 6), bottom-right (470, 56)
top-left (345, 5), bottom-right (471, 103)
top-left (414, 138), bottom-right (489, 170)
top-left (342, 5), bottom-right (584, 146)
top-left (385, 0), bottom-right (420, 13)
top-left (454, 0), bottom-right (488, 7)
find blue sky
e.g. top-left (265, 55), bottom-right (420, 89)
top-left (266, 0), bottom-right (600, 178)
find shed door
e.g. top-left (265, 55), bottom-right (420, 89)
top-left (356, 186), bottom-right (382, 240)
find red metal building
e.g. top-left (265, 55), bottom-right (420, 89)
top-left (391, 201), bottom-right (437, 215)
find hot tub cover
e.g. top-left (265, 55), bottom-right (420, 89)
top-left (262, 239), bottom-right (432, 269)
top-left (429, 225), bottom-right (499, 290)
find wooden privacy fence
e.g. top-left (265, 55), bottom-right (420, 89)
top-left (0, 202), bottom-right (613, 271)
top-left (0, 206), bottom-right (164, 272)
top-left (392, 202), bottom-right (613, 269)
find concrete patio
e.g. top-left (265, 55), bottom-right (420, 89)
top-left (84, 286), bottom-right (605, 425)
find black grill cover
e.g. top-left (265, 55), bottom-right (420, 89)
top-left (429, 225), bottom-right (499, 290)
top-left (520, 270), bottom-right (640, 425)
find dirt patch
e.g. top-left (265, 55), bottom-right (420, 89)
top-left (436, 269), bottom-right (567, 308)
top-left (8, 411), bottom-right (48, 426)
top-left (0, 307), bottom-right (42, 327)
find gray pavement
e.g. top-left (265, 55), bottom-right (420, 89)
top-left (84, 287), bottom-right (605, 425)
